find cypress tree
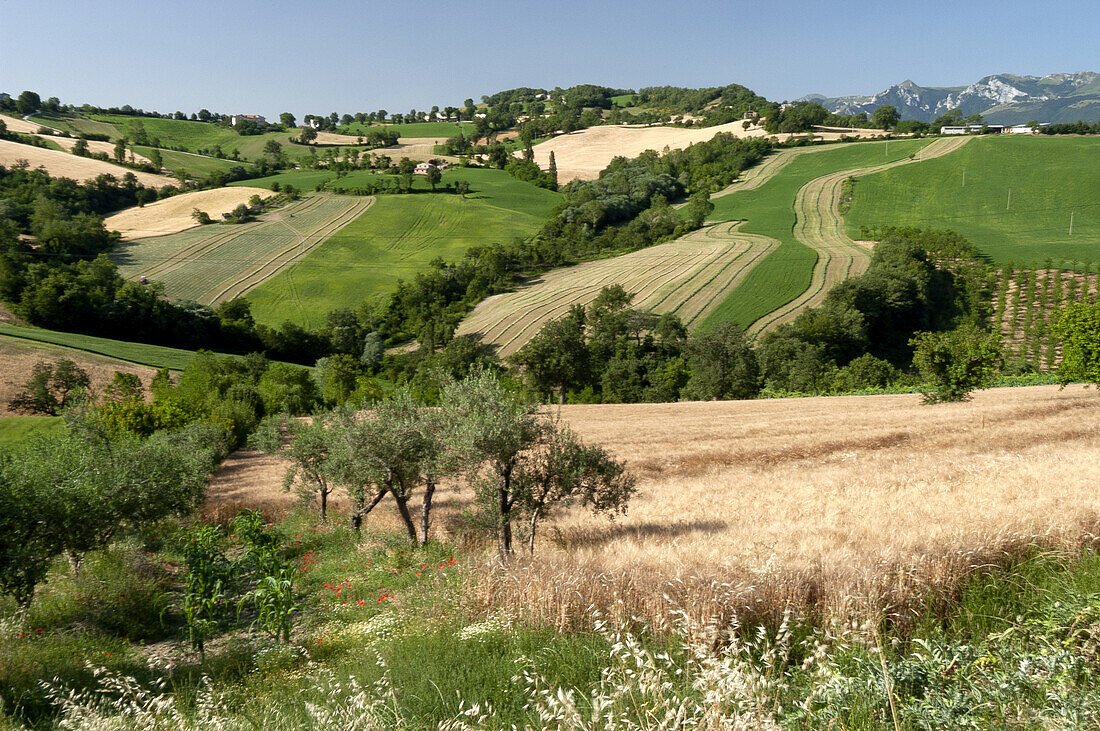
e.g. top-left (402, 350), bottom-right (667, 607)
top-left (548, 151), bottom-right (558, 187)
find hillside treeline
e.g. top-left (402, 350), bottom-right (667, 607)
top-left (508, 228), bottom-right (994, 403)
top-left (635, 83), bottom-right (777, 126)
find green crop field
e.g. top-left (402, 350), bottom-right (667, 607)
top-left (28, 112), bottom-right (118, 138)
top-left (337, 121), bottom-right (474, 138)
top-left (245, 176), bottom-right (561, 328)
top-left (700, 138), bottom-right (936, 330)
top-left (0, 323), bottom-right (205, 370)
top-left (232, 170), bottom-right (337, 191)
top-left (845, 135), bottom-right (1100, 266)
top-left (0, 416), bottom-right (65, 447)
top-left (133, 146), bottom-right (243, 177)
top-left (114, 195), bottom-right (372, 305)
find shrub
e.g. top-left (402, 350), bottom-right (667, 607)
top-left (910, 325), bottom-right (1001, 403)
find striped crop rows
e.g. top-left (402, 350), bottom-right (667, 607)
top-left (456, 222), bottom-right (779, 357)
top-left (747, 136), bottom-right (973, 335)
top-left (116, 195), bottom-right (373, 306)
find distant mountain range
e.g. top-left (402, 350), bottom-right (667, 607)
top-left (802, 72), bottom-right (1100, 125)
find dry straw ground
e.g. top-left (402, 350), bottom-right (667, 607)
top-left (530, 122), bottom-right (891, 183)
top-left (0, 138), bottom-right (173, 187)
top-left (104, 187), bottom-right (272, 240)
top-left (206, 385), bottom-right (1100, 631)
top-left (0, 336), bottom-right (155, 416)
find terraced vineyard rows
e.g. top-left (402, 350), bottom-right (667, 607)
top-left (114, 195), bottom-right (373, 306)
top-left (456, 222), bottom-right (778, 356)
top-left (747, 136), bottom-right (973, 334)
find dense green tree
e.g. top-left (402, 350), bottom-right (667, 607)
top-left (1052, 302), bottom-right (1100, 387)
top-left (682, 323), bottom-right (760, 400)
top-left (15, 90), bottom-right (41, 115)
top-left (910, 325), bottom-right (1001, 403)
top-left (279, 112), bottom-right (296, 129)
top-left (511, 305), bottom-right (589, 403)
top-left (871, 105), bottom-right (901, 130)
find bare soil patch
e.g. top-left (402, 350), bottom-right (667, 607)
top-left (0, 336), bottom-right (156, 416)
top-left (104, 187), bottom-right (272, 240)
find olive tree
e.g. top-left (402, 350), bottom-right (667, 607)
top-left (250, 414), bottom-right (337, 522)
top-left (330, 391), bottom-right (455, 544)
top-left (0, 421), bottom-right (217, 605)
top-left (444, 369), bottom-right (634, 557)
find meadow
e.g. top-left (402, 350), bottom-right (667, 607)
top-left (700, 138), bottom-right (935, 331)
top-left (0, 416), bottom-right (65, 446)
top-left (245, 174), bottom-right (561, 328)
top-left (0, 323), bottom-right (208, 371)
top-left (846, 135), bottom-right (1100, 265)
top-left (113, 195), bottom-right (372, 305)
top-left (337, 121), bottom-right (474, 138)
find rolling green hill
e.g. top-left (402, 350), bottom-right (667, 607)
top-left (0, 323), bottom-right (258, 371)
top-left (845, 135), bottom-right (1100, 266)
top-left (337, 121), bottom-right (474, 138)
top-left (244, 174), bottom-right (561, 328)
top-left (701, 138), bottom-right (934, 330)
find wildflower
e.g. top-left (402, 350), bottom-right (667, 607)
top-left (357, 600), bottom-right (365, 606)
top-left (416, 572), bottom-right (422, 577)
top-left (35, 628), bottom-right (42, 634)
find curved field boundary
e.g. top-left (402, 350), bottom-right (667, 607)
top-left (208, 197), bottom-right (374, 303)
top-left (456, 222), bottom-right (779, 357)
top-left (708, 145), bottom-right (835, 200)
top-left (118, 196), bottom-right (373, 305)
top-left (133, 197), bottom-right (328, 281)
top-left (747, 136), bottom-right (973, 335)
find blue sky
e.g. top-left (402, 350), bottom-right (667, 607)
top-left (1, 0), bottom-right (1095, 119)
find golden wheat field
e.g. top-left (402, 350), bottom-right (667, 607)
top-left (104, 186), bottom-right (272, 240)
top-left (206, 385), bottom-right (1100, 629)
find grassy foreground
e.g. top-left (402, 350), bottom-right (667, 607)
top-left (702, 138), bottom-right (933, 330)
top-left (846, 135), bottom-right (1100, 266)
top-left (5, 506), bottom-right (1100, 729)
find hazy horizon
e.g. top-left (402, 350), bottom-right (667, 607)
top-left (2, 0), bottom-right (1095, 121)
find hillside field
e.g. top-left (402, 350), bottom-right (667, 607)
top-left (846, 135), bottom-right (1100, 265)
top-left (0, 323), bottom-right (207, 370)
top-left (337, 121), bottom-right (474, 138)
top-left (0, 416), bottom-right (65, 447)
top-left (245, 174), bottom-right (561, 328)
top-left (104, 186), bottom-right (272, 239)
top-left (206, 383), bottom-right (1100, 630)
top-left (114, 195), bottom-right (372, 305)
top-left (0, 334), bottom-right (156, 416)
top-left (0, 138), bottom-right (173, 187)
top-left (701, 137), bottom-right (935, 331)
top-left (457, 222), bottom-right (778, 356)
